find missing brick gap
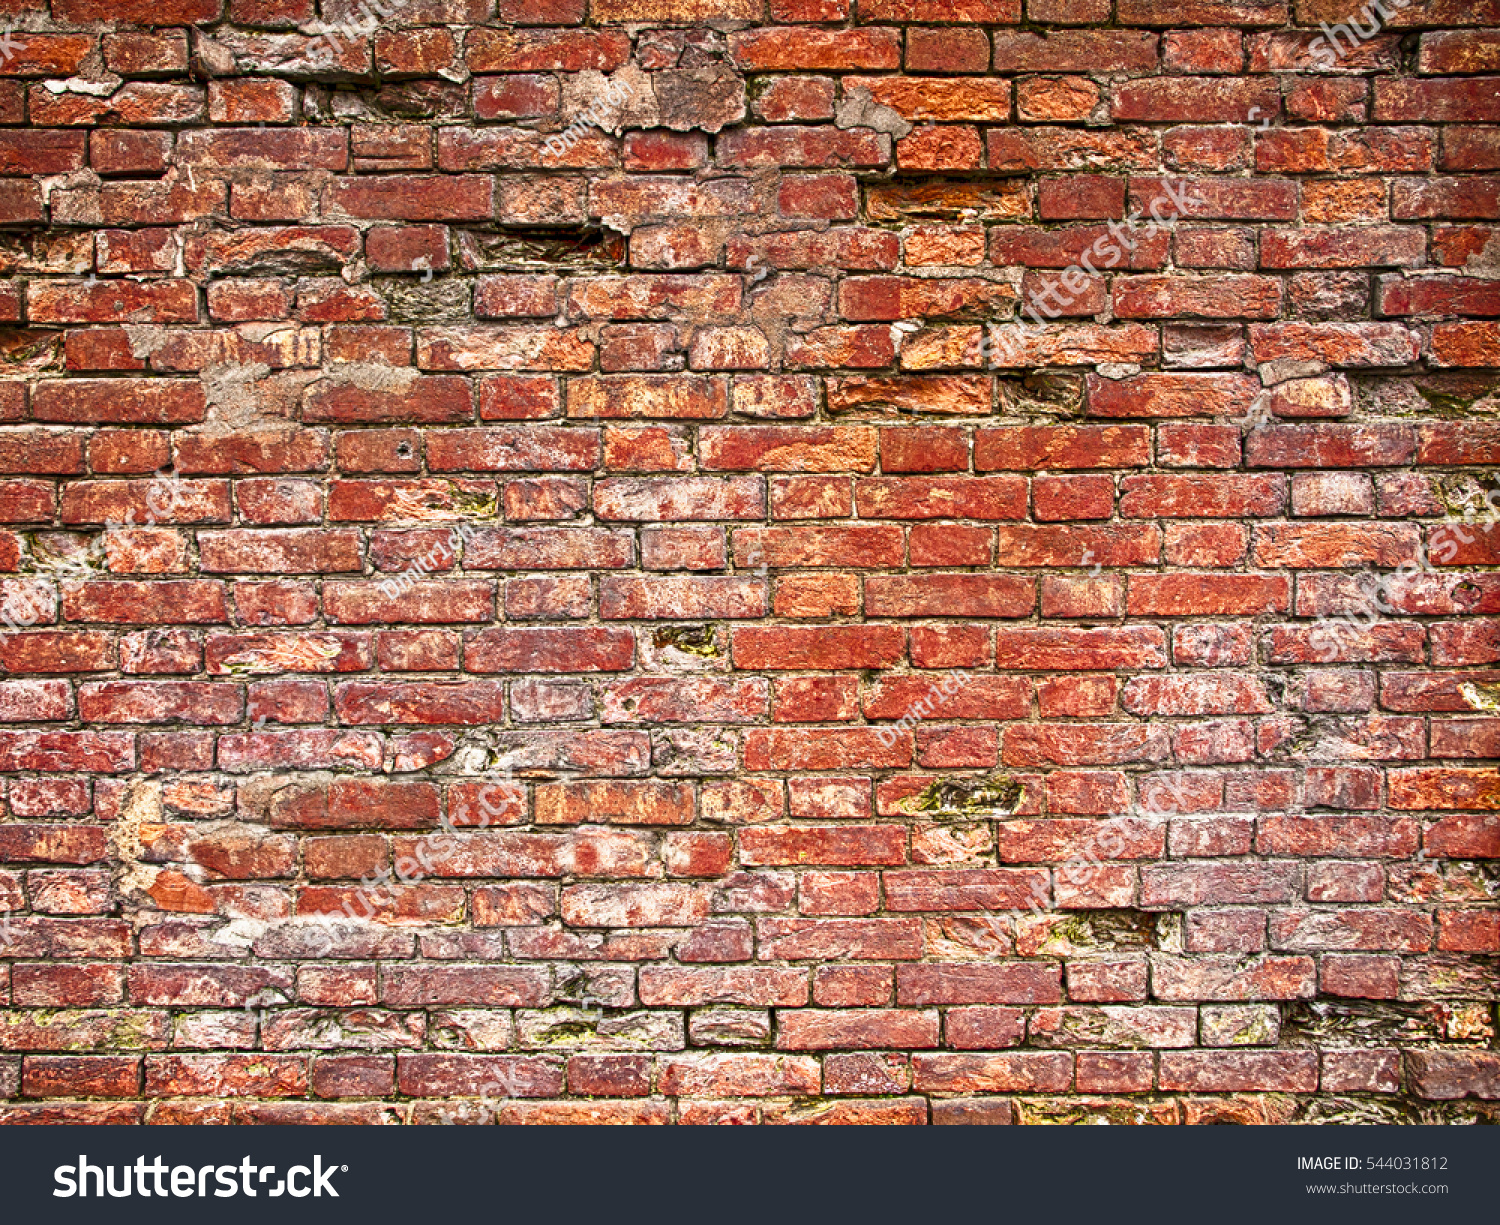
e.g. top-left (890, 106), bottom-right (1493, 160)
top-left (456, 226), bottom-right (627, 272)
top-left (1459, 681), bottom-right (1500, 712)
top-left (906, 774), bottom-right (1024, 818)
top-left (1042, 909), bottom-right (1162, 953)
top-left (866, 178), bottom-right (1035, 225)
top-left (652, 624), bottom-right (718, 656)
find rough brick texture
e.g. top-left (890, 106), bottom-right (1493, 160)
top-left (0, 0), bottom-right (1496, 1127)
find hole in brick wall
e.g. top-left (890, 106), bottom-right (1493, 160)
top-left (456, 227), bottom-right (627, 272)
top-left (651, 625), bottom-right (717, 656)
top-left (1405, 370), bottom-right (1500, 415)
top-left (192, 227), bottom-right (353, 278)
top-left (0, 327), bottom-right (62, 371)
top-left (997, 373), bottom-right (1086, 418)
top-left (380, 277), bottom-right (473, 325)
top-left (363, 82), bottom-right (469, 122)
top-left (1282, 1000), bottom-right (1457, 1046)
top-left (908, 774), bottom-right (1024, 817)
top-left (865, 178), bottom-right (1035, 224)
top-left (1045, 910), bottom-right (1161, 952)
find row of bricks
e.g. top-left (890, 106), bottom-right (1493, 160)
top-left (0, 965), bottom-right (1488, 1043)
top-left (1, 945), bottom-right (1491, 1006)
top-left (11, 170), bottom-right (1500, 235)
top-left (6, 324), bottom-right (1500, 381)
top-left (0, 698), bottom-right (1495, 759)
top-left (6, 153), bottom-right (1500, 235)
top-left (8, 867), bottom-right (1493, 942)
top-left (7, 485), bottom-right (1493, 536)
top-left (10, 219), bottom-right (1500, 291)
top-left (17, 263), bottom-right (1500, 319)
top-left (5, 562), bottom-right (1495, 617)
top-left (0, 709), bottom-right (1494, 769)
top-left (2, 947), bottom-right (1488, 1013)
top-left (0, 907), bottom-right (1489, 999)
top-left (1, 844), bottom-right (1489, 908)
top-left (2, 418), bottom-right (1492, 471)
top-left (2, 674), bottom-right (1498, 748)
top-left (0, 694), bottom-right (1493, 753)
top-left (3, 579), bottom-right (1497, 648)
top-left (6, 76), bottom-right (1500, 132)
top-left (1, 641), bottom-right (1495, 707)
top-left (2, 819), bottom-right (1491, 879)
top-left (5, 520), bottom-right (1492, 568)
top-left (0, 752), bottom-right (1491, 809)
top-left (0, 667), bottom-right (1497, 719)
top-left (0, 1091), bottom-right (1493, 1126)
top-left (7, 878), bottom-right (1494, 945)
top-left (3, 785), bottom-right (1495, 871)
top-left (0, 1045), bottom-right (1493, 1101)
top-left (0, 613), bottom-right (1493, 666)
top-left (8, 224), bottom-right (1500, 286)
top-left (13, 470), bottom-right (1492, 514)
top-left (4, 41), bottom-right (1500, 114)
top-left (0, 760), bottom-right (1490, 817)
top-left (17, 223), bottom-right (1500, 291)
top-left (8, 270), bottom-right (1500, 337)
top-left (5, 99), bottom-right (1500, 170)
top-left (0, 1096), bottom-right (1476, 1127)
top-left (0, 952), bottom-right (1489, 1008)
top-left (5, 779), bottom-right (1489, 829)
top-left (6, 574), bottom-right (1497, 628)
top-left (7, 17), bottom-right (1500, 77)
top-left (7, 822), bottom-right (1496, 903)
top-left (5, 119), bottom-right (1500, 190)
top-left (14, 0), bottom-right (1500, 35)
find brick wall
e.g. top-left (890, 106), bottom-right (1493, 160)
top-left (0, 0), bottom-right (1496, 1125)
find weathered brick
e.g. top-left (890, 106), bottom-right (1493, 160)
top-left (0, 0), bottom-right (1490, 1126)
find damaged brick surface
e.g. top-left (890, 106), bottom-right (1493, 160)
top-left (0, 0), bottom-right (1495, 1125)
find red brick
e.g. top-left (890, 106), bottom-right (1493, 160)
top-left (729, 29), bottom-right (901, 71)
top-left (993, 30), bottom-right (1156, 73)
top-left (912, 1053), bottom-right (1073, 1093)
top-left (23, 1056), bottom-right (140, 1098)
top-left (0, 0), bottom-right (1490, 1125)
top-left (858, 476), bottom-right (1027, 519)
top-left (741, 828), bottom-right (907, 869)
top-left (976, 426), bottom-right (1150, 470)
top-left (778, 1010), bottom-right (939, 1051)
top-left (1320, 955), bottom-right (1401, 999)
top-left (1159, 1051), bottom-right (1318, 1093)
top-left (328, 175), bottom-right (493, 221)
top-left (1407, 1051), bottom-right (1500, 1102)
top-left (1376, 77), bottom-right (1500, 122)
top-left (1114, 78), bottom-right (1278, 123)
top-left (867, 575), bottom-right (1034, 618)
